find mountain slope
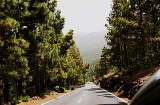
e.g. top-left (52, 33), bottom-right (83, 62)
top-left (73, 30), bottom-right (108, 64)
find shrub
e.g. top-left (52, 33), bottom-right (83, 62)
top-left (43, 88), bottom-right (51, 95)
top-left (11, 97), bottom-right (19, 105)
top-left (59, 87), bottom-right (65, 93)
top-left (71, 86), bottom-right (75, 90)
top-left (20, 95), bottom-right (30, 102)
top-left (54, 86), bottom-right (59, 92)
top-left (68, 85), bottom-right (74, 90)
top-left (40, 93), bottom-right (45, 97)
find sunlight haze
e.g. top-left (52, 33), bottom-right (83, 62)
top-left (57, 0), bottom-right (112, 34)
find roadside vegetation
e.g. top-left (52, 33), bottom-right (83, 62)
top-left (1, 0), bottom-right (160, 104)
top-left (0, 0), bottom-right (89, 104)
top-left (93, 0), bottom-right (160, 100)
top-left (16, 87), bottom-right (76, 105)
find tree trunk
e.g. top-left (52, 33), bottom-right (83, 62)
top-left (4, 79), bottom-right (9, 103)
top-left (18, 80), bottom-right (23, 96)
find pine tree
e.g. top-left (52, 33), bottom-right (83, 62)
top-left (0, 0), bottom-right (30, 102)
top-left (0, 0), bottom-right (89, 104)
top-left (100, 46), bottom-right (107, 75)
top-left (106, 0), bottom-right (160, 74)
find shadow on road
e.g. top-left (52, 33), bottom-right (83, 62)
top-left (97, 93), bottom-right (115, 98)
top-left (97, 93), bottom-right (128, 105)
top-left (87, 87), bottom-right (128, 105)
top-left (87, 88), bottom-right (102, 91)
top-left (97, 102), bottom-right (127, 105)
top-left (87, 87), bottom-right (107, 94)
top-left (96, 91), bottom-right (107, 93)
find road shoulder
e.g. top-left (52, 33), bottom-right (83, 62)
top-left (17, 90), bottom-right (74, 105)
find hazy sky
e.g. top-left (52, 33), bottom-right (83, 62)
top-left (57, 0), bottom-right (112, 34)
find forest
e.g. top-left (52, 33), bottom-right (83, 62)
top-left (1, 0), bottom-right (160, 104)
top-left (94, 0), bottom-right (160, 79)
top-left (0, 0), bottom-right (89, 104)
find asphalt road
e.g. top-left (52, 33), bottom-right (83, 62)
top-left (41, 82), bottom-right (128, 105)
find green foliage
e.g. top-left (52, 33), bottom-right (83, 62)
top-left (40, 88), bottom-right (51, 97)
top-left (0, 0), bottom-right (87, 104)
top-left (54, 86), bottom-right (59, 92)
top-left (94, 0), bottom-right (160, 79)
top-left (53, 86), bottom-right (65, 93)
top-left (105, 0), bottom-right (160, 74)
top-left (68, 85), bottom-right (75, 90)
top-left (11, 97), bottom-right (19, 105)
top-left (94, 46), bottom-right (111, 79)
top-left (59, 87), bottom-right (65, 93)
top-left (20, 95), bottom-right (30, 102)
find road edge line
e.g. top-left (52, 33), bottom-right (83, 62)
top-left (41, 98), bottom-right (55, 105)
top-left (41, 88), bottom-right (80, 105)
top-left (94, 84), bottom-right (128, 104)
top-left (107, 91), bottom-right (128, 104)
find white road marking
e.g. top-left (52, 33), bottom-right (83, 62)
top-left (108, 92), bottom-right (128, 104)
top-left (93, 84), bottom-right (128, 104)
top-left (83, 93), bottom-right (85, 96)
top-left (78, 98), bottom-right (82, 103)
top-left (41, 90), bottom-right (74, 105)
top-left (57, 92), bottom-right (71, 98)
top-left (41, 99), bottom-right (55, 105)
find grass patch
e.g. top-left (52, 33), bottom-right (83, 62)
top-left (20, 95), bottom-right (30, 102)
top-left (68, 85), bottom-right (74, 90)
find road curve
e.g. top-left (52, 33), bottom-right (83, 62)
top-left (41, 82), bottom-right (128, 105)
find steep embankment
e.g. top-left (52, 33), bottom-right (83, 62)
top-left (100, 65), bottom-right (160, 102)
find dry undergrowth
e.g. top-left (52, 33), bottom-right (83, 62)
top-left (109, 65), bottom-right (160, 103)
top-left (17, 90), bottom-right (73, 105)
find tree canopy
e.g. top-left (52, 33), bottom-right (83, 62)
top-left (94, 0), bottom-right (160, 78)
top-left (0, 0), bottom-right (88, 104)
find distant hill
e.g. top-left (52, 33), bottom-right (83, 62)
top-left (73, 30), bottom-right (108, 66)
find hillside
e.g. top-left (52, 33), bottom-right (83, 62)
top-left (101, 65), bottom-right (160, 102)
top-left (73, 30), bottom-right (108, 64)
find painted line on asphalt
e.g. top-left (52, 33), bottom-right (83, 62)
top-left (41, 88), bottom-right (81, 105)
top-left (57, 94), bottom-right (66, 99)
top-left (78, 98), bottom-right (82, 103)
top-left (108, 92), bottom-right (128, 104)
top-left (41, 98), bottom-right (55, 105)
top-left (41, 92), bottom-right (71, 105)
top-left (83, 93), bottom-right (85, 96)
top-left (87, 86), bottom-right (90, 90)
top-left (93, 84), bottom-right (128, 104)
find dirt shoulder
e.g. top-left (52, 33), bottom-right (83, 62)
top-left (17, 90), bottom-right (74, 105)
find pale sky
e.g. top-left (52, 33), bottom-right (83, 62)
top-left (57, 0), bottom-right (112, 34)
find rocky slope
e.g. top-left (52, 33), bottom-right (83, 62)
top-left (100, 65), bottom-right (160, 102)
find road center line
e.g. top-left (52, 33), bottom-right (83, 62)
top-left (78, 98), bottom-right (82, 103)
top-left (83, 93), bottom-right (85, 96)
